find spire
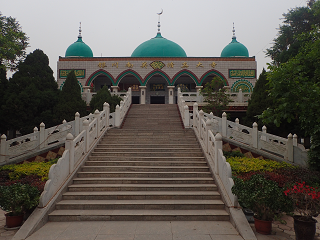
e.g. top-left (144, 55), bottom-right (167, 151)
top-left (157, 9), bottom-right (163, 34)
top-left (232, 22), bottom-right (236, 39)
top-left (78, 22), bottom-right (82, 38)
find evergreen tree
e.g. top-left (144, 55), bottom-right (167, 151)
top-left (54, 70), bottom-right (87, 122)
top-left (1, 49), bottom-right (59, 135)
top-left (200, 77), bottom-right (230, 116)
top-left (89, 86), bottom-right (122, 113)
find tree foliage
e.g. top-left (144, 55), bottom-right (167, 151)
top-left (261, 28), bottom-right (320, 170)
top-left (54, 70), bottom-right (87, 122)
top-left (200, 77), bottom-right (230, 116)
top-left (0, 49), bottom-right (59, 135)
top-left (0, 13), bottom-right (29, 70)
top-left (89, 86), bottom-right (122, 113)
top-left (266, 1), bottom-right (320, 65)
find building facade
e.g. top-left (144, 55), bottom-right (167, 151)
top-left (57, 24), bottom-right (257, 105)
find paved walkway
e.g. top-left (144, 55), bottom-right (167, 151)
top-left (1, 210), bottom-right (320, 240)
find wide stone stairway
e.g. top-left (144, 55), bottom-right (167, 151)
top-left (48, 104), bottom-right (229, 221)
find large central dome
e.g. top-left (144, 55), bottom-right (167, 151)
top-left (131, 32), bottom-right (187, 57)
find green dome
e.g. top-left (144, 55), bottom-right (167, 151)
top-left (131, 33), bottom-right (187, 57)
top-left (65, 36), bottom-right (93, 57)
top-left (221, 36), bottom-right (249, 57)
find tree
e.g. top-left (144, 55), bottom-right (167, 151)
top-left (266, 1), bottom-right (320, 65)
top-left (261, 28), bottom-right (320, 170)
top-left (89, 86), bottom-right (122, 113)
top-left (0, 50), bottom-right (60, 135)
top-left (0, 13), bottom-right (29, 71)
top-left (200, 77), bottom-right (230, 116)
top-left (54, 70), bottom-right (87, 123)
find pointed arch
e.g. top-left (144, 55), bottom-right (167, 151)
top-left (85, 70), bottom-right (115, 87)
top-left (116, 70), bottom-right (143, 86)
top-left (172, 70), bottom-right (199, 86)
top-left (199, 70), bottom-right (229, 86)
top-left (144, 70), bottom-right (171, 86)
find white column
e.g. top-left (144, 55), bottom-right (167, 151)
top-left (39, 122), bottom-right (45, 149)
top-left (195, 86), bottom-right (203, 102)
top-left (139, 86), bottom-right (147, 104)
top-left (0, 134), bottom-right (7, 163)
top-left (65, 133), bottom-right (74, 174)
top-left (75, 112), bottom-right (80, 137)
top-left (287, 133), bottom-right (293, 162)
top-left (252, 122), bottom-right (258, 149)
top-left (167, 86), bottom-right (175, 104)
top-left (222, 112), bottom-right (227, 137)
top-left (115, 105), bottom-right (121, 127)
top-left (103, 102), bottom-right (110, 128)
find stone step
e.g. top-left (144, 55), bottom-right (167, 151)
top-left (55, 199), bottom-right (225, 210)
top-left (87, 156), bottom-right (206, 161)
top-left (67, 183), bottom-right (217, 192)
top-left (77, 171), bottom-right (212, 178)
top-left (96, 144), bottom-right (199, 148)
top-left (80, 166), bottom-right (209, 172)
top-left (93, 148), bottom-right (202, 153)
top-left (72, 177), bottom-right (214, 184)
top-left (48, 209), bottom-right (229, 221)
top-left (90, 152), bottom-right (204, 157)
top-left (85, 161), bottom-right (207, 166)
top-left (61, 191), bottom-right (221, 200)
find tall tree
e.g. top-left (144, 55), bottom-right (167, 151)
top-left (200, 77), bottom-right (230, 116)
top-left (266, 1), bottom-right (320, 65)
top-left (54, 70), bottom-right (87, 123)
top-left (261, 28), bottom-right (320, 170)
top-left (0, 13), bottom-right (29, 71)
top-left (1, 49), bottom-right (59, 135)
top-left (90, 86), bottom-right (122, 113)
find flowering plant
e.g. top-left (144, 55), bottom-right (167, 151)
top-left (284, 182), bottom-right (320, 221)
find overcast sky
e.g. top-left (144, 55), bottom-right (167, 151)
top-left (2, 0), bottom-right (307, 80)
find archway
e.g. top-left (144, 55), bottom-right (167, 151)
top-left (145, 74), bottom-right (169, 104)
top-left (117, 73), bottom-right (141, 104)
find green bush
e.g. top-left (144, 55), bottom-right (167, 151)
top-left (232, 174), bottom-right (293, 221)
top-left (0, 183), bottom-right (40, 216)
top-left (226, 157), bottom-right (295, 174)
top-left (0, 158), bottom-right (58, 181)
top-left (223, 151), bottom-right (244, 158)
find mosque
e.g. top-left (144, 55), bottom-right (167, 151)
top-left (57, 17), bottom-right (257, 105)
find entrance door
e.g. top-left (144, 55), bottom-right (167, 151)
top-left (150, 96), bottom-right (165, 104)
top-left (132, 96), bottom-right (140, 104)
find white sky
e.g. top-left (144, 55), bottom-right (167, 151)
top-left (2, 0), bottom-right (307, 80)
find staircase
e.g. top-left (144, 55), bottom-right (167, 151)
top-left (48, 104), bottom-right (229, 221)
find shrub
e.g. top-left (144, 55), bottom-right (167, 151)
top-left (223, 151), bottom-right (244, 158)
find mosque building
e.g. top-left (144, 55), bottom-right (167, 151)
top-left (57, 18), bottom-right (257, 105)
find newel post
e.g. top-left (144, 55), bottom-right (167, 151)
top-left (115, 105), bottom-right (120, 128)
top-left (262, 125), bottom-right (267, 141)
top-left (0, 134), bottom-right (7, 163)
top-left (235, 118), bottom-right (239, 131)
top-left (215, 133), bottom-right (223, 175)
top-left (39, 122), bottom-right (45, 149)
top-left (66, 133), bottom-right (74, 173)
top-left (287, 133), bottom-right (293, 162)
top-left (75, 112), bottom-right (80, 136)
top-left (222, 112), bottom-right (227, 137)
top-left (199, 110), bottom-right (204, 139)
top-left (293, 134), bottom-right (298, 147)
top-left (193, 103), bottom-right (198, 130)
top-left (184, 105), bottom-right (189, 128)
top-left (252, 122), bottom-right (258, 149)
top-left (206, 119), bottom-right (212, 153)
top-left (94, 110), bottom-right (100, 138)
top-left (83, 120), bottom-right (89, 152)
top-left (104, 102), bottom-right (110, 127)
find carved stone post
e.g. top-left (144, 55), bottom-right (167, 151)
top-left (252, 122), bottom-right (258, 149)
top-left (103, 102), bottom-right (110, 128)
top-left (193, 102), bottom-right (198, 131)
top-left (115, 105), bottom-right (121, 128)
top-left (215, 133), bottom-right (223, 175)
top-left (222, 112), bottom-right (227, 137)
top-left (40, 122), bottom-right (45, 149)
top-left (262, 125), bottom-right (267, 141)
top-left (287, 133), bottom-right (293, 162)
top-left (293, 134), bottom-right (298, 147)
top-left (235, 118), bottom-right (239, 131)
top-left (184, 105), bottom-right (189, 128)
top-left (75, 112), bottom-right (80, 136)
top-left (83, 120), bottom-right (89, 152)
top-left (206, 119), bottom-right (212, 153)
top-left (66, 133), bottom-right (74, 174)
top-left (199, 110), bottom-right (204, 140)
top-left (0, 134), bottom-right (7, 163)
top-left (94, 110), bottom-right (100, 138)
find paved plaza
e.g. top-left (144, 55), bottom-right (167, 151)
top-left (1, 209), bottom-right (320, 240)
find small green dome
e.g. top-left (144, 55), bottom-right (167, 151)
top-left (221, 36), bottom-right (249, 57)
top-left (131, 33), bottom-right (187, 57)
top-left (65, 36), bottom-right (93, 57)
